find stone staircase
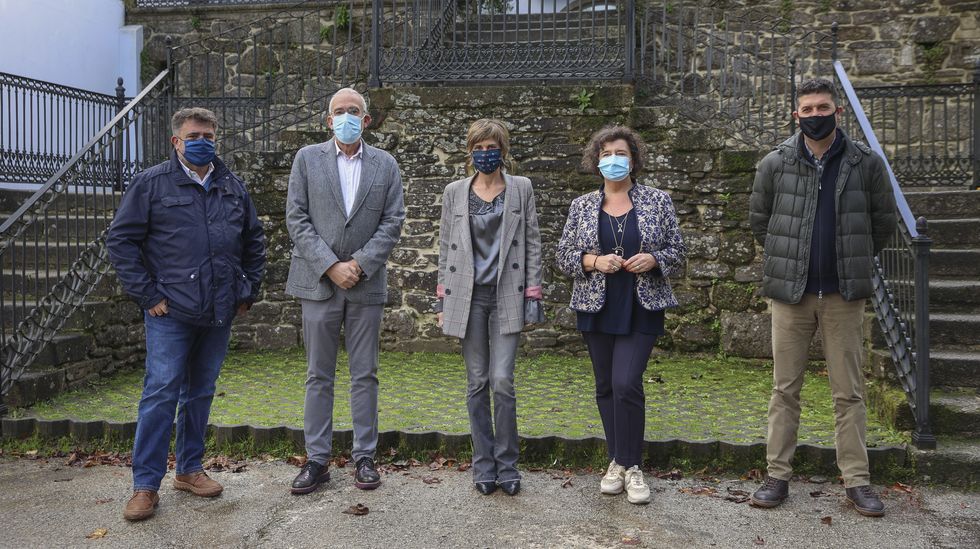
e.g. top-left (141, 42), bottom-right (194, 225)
top-left (902, 189), bottom-right (980, 487)
top-left (0, 189), bottom-right (144, 408)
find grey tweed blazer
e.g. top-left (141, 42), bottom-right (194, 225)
top-left (285, 140), bottom-right (405, 303)
top-left (437, 173), bottom-right (543, 339)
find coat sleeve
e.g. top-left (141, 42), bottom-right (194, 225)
top-left (434, 183), bottom-right (453, 313)
top-left (105, 175), bottom-right (166, 309)
top-left (555, 198), bottom-right (588, 281)
top-left (868, 153), bottom-right (897, 255)
top-left (750, 155), bottom-right (777, 246)
top-left (285, 148), bottom-right (340, 275)
top-left (239, 187), bottom-right (267, 304)
top-left (351, 158), bottom-right (406, 279)
top-left (523, 180), bottom-right (543, 299)
top-left (650, 194), bottom-right (686, 278)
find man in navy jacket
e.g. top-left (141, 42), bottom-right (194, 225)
top-left (107, 107), bottom-right (265, 521)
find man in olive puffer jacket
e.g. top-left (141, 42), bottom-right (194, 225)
top-left (748, 79), bottom-right (896, 517)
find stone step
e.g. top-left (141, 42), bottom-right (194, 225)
top-left (929, 249), bottom-right (980, 278)
top-left (924, 218), bottom-right (980, 248)
top-left (904, 190), bottom-right (980, 220)
top-left (29, 333), bottom-right (94, 369)
top-left (912, 436), bottom-right (980, 490)
top-left (930, 313), bottom-right (980, 349)
top-left (931, 388), bottom-right (980, 436)
top-left (871, 349), bottom-right (980, 389)
top-left (925, 279), bottom-right (980, 312)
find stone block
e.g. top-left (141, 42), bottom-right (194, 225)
top-left (855, 49), bottom-right (896, 75)
top-left (720, 311), bottom-right (771, 358)
top-left (911, 16), bottom-right (960, 44)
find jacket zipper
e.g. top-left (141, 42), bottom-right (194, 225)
top-left (816, 160), bottom-right (824, 299)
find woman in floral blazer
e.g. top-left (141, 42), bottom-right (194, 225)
top-left (556, 126), bottom-right (686, 505)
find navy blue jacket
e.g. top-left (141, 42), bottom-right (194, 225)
top-left (106, 150), bottom-right (266, 327)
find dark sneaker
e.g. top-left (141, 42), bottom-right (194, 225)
top-left (475, 481), bottom-right (497, 495)
top-left (291, 461), bottom-right (330, 495)
top-left (846, 485), bottom-right (885, 517)
top-left (750, 477), bottom-right (789, 508)
top-left (354, 457), bottom-right (381, 490)
top-left (499, 479), bottom-right (521, 496)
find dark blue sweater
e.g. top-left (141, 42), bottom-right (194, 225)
top-left (802, 130), bottom-right (845, 296)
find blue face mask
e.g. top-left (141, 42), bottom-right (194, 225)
top-left (181, 137), bottom-right (216, 166)
top-left (471, 148), bottom-right (503, 174)
top-left (332, 113), bottom-right (363, 145)
top-left (598, 155), bottom-right (631, 182)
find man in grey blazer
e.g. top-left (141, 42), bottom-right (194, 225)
top-left (285, 88), bottom-right (405, 494)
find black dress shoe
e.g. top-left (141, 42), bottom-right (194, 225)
top-left (475, 481), bottom-right (497, 495)
top-left (846, 485), bottom-right (885, 517)
top-left (499, 479), bottom-right (520, 496)
top-left (291, 461), bottom-right (330, 495)
top-left (750, 477), bottom-right (789, 508)
top-left (354, 457), bottom-right (381, 490)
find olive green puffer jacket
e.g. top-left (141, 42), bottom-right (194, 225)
top-left (749, 131), bottom-right (897, 304)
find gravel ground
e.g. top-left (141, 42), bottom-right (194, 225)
top-left (1, 457), bottom-right (977, 548)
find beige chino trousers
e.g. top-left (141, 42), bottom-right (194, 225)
top-left (767, 293), bottom-right (871, 488)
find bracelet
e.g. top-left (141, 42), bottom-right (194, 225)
top-left (592, 255), bottom-right (599, 271)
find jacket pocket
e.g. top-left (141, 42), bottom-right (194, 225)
top-left (234, 269), bottom-right (253, 304)
top-left (156, 266), bottom-right (202, 315)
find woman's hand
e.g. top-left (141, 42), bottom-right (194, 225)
top-left (622, 253), bottom-right (658, 273)
top-left (594, 254), bottom-right (624, 274)
top-left (436, 312), bottom-right (444, 327)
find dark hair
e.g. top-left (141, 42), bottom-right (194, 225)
top-left (795, 78), bottom-right (839, 108)
top-left (171, 107), bottom-right (218, 135)
top-left (580, 126), bottom-right (647, 180)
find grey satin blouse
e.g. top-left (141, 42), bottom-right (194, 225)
top-left (469, 188), bottom-right (505, 286)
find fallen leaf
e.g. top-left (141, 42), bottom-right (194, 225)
top-left (332, 455), bottom-right (349, 468)
top-left (621, 536), bottom-right (641, 546)
top-left (891, 482), bottom-right (914, 494)
top-left (342, 503), bottom-right (369, 516)
top-left (725, 487), bottom-right (750, 502)
top-left (809, 490), bottom-right (833, 498)
top-left (679, 485), bottom-right (717, 497)
top-left (646, 374), bottom-right (665, 384)
top-left (457, 462), bottom-right (472, 472)
top-left (387, 447), bottom-right (398, 457)
top-left (422, 476), bottom-right (441, 485)
top-left (655, 469), bottom-right (683, 480)
top-left (95, 498), bottom-right (113, 505)
top-left (547, 407), bottom-right (563, 413)
top-left (26, 450), bottom-right (38, 457)
top-left (691, 373), bottom-right (703, 380)
top-left (562, 478), bottom-right (574, 488)
top-left (820, 516), bottom-right (832, 526)
top-left (741, 469), bottom-right (763, 481)
top-left (287, 455), bottom-right (308, 467)
top-left (753, 536), bottom-right (765, 545)
top-left (86, 528), bottom-right (108, 539)
top-left (391, 460), bottom-right (410, 470)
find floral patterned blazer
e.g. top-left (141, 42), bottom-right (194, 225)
top-left (555, 183), bottom-right (686, 313)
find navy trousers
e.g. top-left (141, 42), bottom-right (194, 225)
top-left (582, 331), bottom-right (658, 469)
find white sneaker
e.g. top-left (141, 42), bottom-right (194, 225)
top-left (600, 460), bottom-right (626, 495)
top-left (624, 466), bottom-right (651, 504)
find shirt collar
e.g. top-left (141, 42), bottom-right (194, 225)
top-left (334, 139), bottom-right (363, 160)
top-left (802, 129), bottom-right (841, 164)
top-left (178, 157), bottom-right (214, 184)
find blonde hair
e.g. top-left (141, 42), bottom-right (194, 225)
top-left (465, 118), bottom-right (512, 175)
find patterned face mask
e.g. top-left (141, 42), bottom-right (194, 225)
top-left (471, 148), bottom-right (503, 174)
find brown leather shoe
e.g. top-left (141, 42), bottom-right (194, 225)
top-left (123, 490), bottom-right (159, 521)
top-left (173, 471), bottom-right (223, 497)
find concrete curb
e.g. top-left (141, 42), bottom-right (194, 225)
top-left (1, 416), bottom-right (910, 477)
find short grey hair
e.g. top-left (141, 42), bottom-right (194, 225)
top-left (171, 107), bottom-right (218, 135)
top-left (327, 87), bottom-right (368, 114)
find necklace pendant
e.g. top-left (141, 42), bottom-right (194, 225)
top-left (618, 227), bottom-right (624, 234)
top-left (613, 246), bottom-right (625, 257)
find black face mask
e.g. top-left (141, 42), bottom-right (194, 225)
top-left (799, 112), bottom-right (837, 140)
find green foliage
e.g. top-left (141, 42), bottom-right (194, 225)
top-left (776, 0), bottom-right (794, 33)
top-left (817, 0), bottom-right (833, 13)
top-left (334, 4), bottom-right (351, 30)
top-left (319, 25), bottom-right (331, 42)
top-left (575, 89), bottom-right (595, 113)
top-left (921, 43), bottom-right (947, 84)
top-left (190, 15), bottom-right (202, 31)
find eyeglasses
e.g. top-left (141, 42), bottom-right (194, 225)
top-left (332, 106), bottom-right (362, 116)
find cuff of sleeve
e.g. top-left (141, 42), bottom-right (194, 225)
top-left (524, 299), bottom-right (545, 324)
top-left (141, 292), bottom-right (166, 310)
top-left (432, 299), bottom-right (443, 313)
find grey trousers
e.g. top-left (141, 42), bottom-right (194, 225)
top-left (300, 290), bottom-right (384, 466)
top-left (461, 285), bottom-right (521, 484)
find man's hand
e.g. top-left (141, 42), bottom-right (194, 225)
top-left (148, 299), bottom-right (168, 317)
top-left (325, 261), bottom-right (360, 289)
top-left (237, 303), bottom-right (250, 316)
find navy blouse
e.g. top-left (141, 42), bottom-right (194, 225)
top-left (577, 209), bottom-right (666, 336)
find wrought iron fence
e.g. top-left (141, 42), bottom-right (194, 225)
top-left (854, 64), bottom-right (979, 188)
top-left (0, 71), bottom-right (173, 400)
top-left (834, 59), bottom-right (936, 449)
top-left (635, 0), bottom-right (835, 150)
top-left (135, 0), bottom-right (312, 7)
top-left (162, 0), bottom-right (372, 159)
top-left (0, 73), bottom-right (128, 186)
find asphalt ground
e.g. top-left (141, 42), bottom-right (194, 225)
top-left (1, 457), bottom-right (977, 548)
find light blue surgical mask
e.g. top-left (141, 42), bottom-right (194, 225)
top-left (598, 155), bottom-right (631, 181)
top-left (332, 113), bottom-right (363, 145)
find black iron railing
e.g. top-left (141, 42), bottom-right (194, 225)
top-left (0, 73), bottom-right (129, 186)
top-left (135, 0), bottom-right (307, 7)
top-left (834, 57), bottom-right (936, 450)
top-left (854, 62), bottom-right (979, 188)
top-left (0, 70), bottom-right (173, 400)
top-left (636, 1), bottom-right (834, 149)
top-left (379, 0), bottom-right (634, 82)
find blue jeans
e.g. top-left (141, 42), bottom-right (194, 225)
top-left (132, 312), bottom-right (231, 492)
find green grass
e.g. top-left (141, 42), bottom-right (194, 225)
top-left (18, 349), bottom-right (908, 446)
